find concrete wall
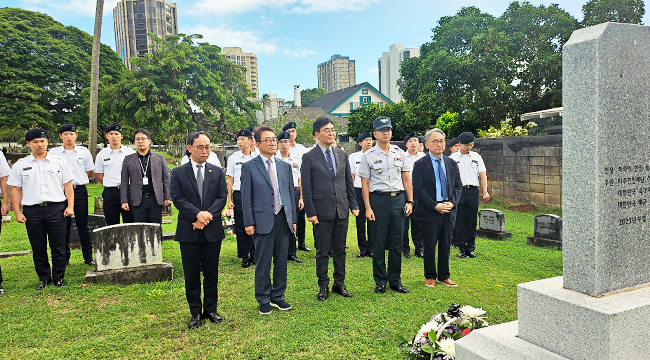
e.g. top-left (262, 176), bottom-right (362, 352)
top-left (471, 135), bottom-right (562, 208)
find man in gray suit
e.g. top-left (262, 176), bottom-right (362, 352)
top-left (121, 128), bottom-right (171, 224)
top-left (301, 117), bottom-right (359, 301)
top-left (241, 126), bottom-right (297, 315)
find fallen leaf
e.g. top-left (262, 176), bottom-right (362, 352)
top-left (495, 284), bottom-right (503, 287)
top-left (79, 284), bottom-right (87, 289)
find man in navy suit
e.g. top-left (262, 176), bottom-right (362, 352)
top-left (170, 131), bottom-right (228, 329)
top-left (241, 126), bottom-right (297, 315)
top-left (412, 128), bottom-right (462, 288)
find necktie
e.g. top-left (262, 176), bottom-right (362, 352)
top-left (436, 158), bottom-right (449, 201)
top-left (325, 149), bottom-right (335, 177)
top-left (267, 159), bottom-right (281, 215)
top-left (196, 164), bottom-right (203, 202)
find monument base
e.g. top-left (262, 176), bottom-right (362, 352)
top-left (526, 236), bottom-right (561, 249)
top-left (476, 228), bottom-right (511, 240)
top-left (85, 261), bottom-right (173, 285)
top-left (457, 276), bottom-right (650, 360)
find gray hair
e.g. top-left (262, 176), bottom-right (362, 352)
top-left (424, 128), bottom-right (446, 142)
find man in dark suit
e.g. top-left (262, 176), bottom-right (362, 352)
top-left (301, 117), bottom-right (359, 301)
top-left (121, 128), bottom-right (171, 224)
top-left (241, 126), bottom-right (297, 315)
top-left (412, 128), bottom-right (462, 288)
top-left (170, 131), bottom-right (228, 329)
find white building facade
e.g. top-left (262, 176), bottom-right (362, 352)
top-left (378, 44), bottom-right (420, 103)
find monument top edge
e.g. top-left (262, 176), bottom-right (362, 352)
top-left (565, 22), bottom-right (649, 48)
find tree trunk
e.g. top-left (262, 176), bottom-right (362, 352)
top-left (89, 0), bottom-right (104, 158)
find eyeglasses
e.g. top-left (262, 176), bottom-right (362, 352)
top-left (194, 145), bottom-right (211, 151)
top-left (319, 128), bottom-right (336, 134)
top-left (134, 137), bottom-right (149, 141)
top-left (278, 139), bottom-right (290, 144)
top-left (260, 138), bottom-right (277, 144)
top-left (375, 128), bottom-right (391, 133)
top-left (429, 140), bottom-right (445, 145)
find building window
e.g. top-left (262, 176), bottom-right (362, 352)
top-left (362, 89), bottom-right (368, 94)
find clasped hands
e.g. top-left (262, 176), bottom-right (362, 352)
top-left (435, 202), bottom-right (454, 214)
top-left (192, 211), bottom-right (213, 230)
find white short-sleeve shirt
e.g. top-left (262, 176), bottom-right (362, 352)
top-left (7, 153), bottom-right (74, 205)
top-left (405, 151), bottom-right (426, 179)
top-left (348, 150), bottom-right (364, 188)
top-left (449, 151), bottom-right (486, 187)
top-left (226, 150), bottom-right (258, 191)
top-left (277, 154), bottom-right (301, 187)
top-left (49, 145), bottom-right (94, 185)
top-left (0, 152), bottom-right (10, 196)
top-left (94, 145), bottom-right (136, 187)
top-left (357, 144), bottom-right (411, 192)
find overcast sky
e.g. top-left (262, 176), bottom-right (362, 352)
top-left (5, 0), bottom-right (648, 101)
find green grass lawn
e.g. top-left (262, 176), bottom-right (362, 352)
top-left (0, 184), bottom-right (562, 359)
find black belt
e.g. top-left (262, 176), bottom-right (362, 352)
top-left (143, 192), bottom-right (156, 197)
top-left (373, 190), bottom-right (404, 197)
top-left (25, 201), bottom-right (65, 208)
top-left (73, 184), bottom-right (86, 189)
top-left (106, 185), bottom-right (120, 189)
top-left (463, 185), bottom-right (477, 188)
top-left (294, 187), bottom-right (300, 191)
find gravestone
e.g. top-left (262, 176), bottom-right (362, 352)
top-left (475, 209), bottom-right (511, 240)
top-left (526, 214), bottom-right (562, 249)
top-left (457, 22), bottom-right (650, 360)
top-left (2, 215), bottom-right (10, 223)
top-left (68, 214), bottom-right (106, 249)
top-left (84, 223), bottom-right (172, 285)
top-left (94, 196), bottom-right (104, 215)
top-left (162, 204), bottom-right (173, 216)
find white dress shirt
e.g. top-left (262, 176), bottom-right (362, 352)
top-left (0, 152), bottom-right (10, 196)
top-left (49, 145), bottom-right (94, 185)
top-left (94, 145), bottom-right (136, 187)
top-left (226, 150), bottom-right (258, 191)
top-left (7, 153), bottom-right (74, 205)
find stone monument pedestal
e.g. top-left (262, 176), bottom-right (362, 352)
top-left (85, 262), bottom-right (173, 285)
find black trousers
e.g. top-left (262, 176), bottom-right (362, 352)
top-left (253, 208), bottom-right (289, 305)
top-left (288, 188), bottom-right (306, 256)
top-left (314, 215), bottom-right (348, 289)
top-left (369, 192), bottom-right (405, 287)
top-left (455, 186), bottom-right (479, 254)
top-left (0, 214), bottom-right (3, 285)
top-left (131, 195), bottom-right (163, 224)
top-left (102, 187), bottom-right (134, 226)
top-left (179, 232), bottom-right (222, 316)
top-left (23, 202), bottom-right (67, 282)
top-left (232, 191), bottom-right (255, 259)
top-left (422, 212), bottom-right (452, 281)
top-left (354, 188), bottom-right (372, 255)
top-left (403, 213), bottom-right (424, 254)
top-left (65, 185), bottom-right (92, 261)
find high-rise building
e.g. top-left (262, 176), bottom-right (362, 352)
top-left (222, 47), bottom-right (259, 98)
top-left (317, 55), bottom-right (356, 93)
top-left (254, 94), bottom-right (284, 123)
top-left (113, 0), bottom-right (178, 71)
top-left (378, 44), bottom-right (420, 102)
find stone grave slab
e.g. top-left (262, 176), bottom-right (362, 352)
top-left (526, 214), bottom-right (562, 249)
top-left (69, 214), bottom-right (106, 249)
top-left (475, 209), bottom-right (511, 240)
top-left (94, 196), bottom-right (104, 215)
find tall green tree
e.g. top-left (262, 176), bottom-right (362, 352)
top-left (299, 88), bottom-right (327, 107)
top-left (582, 0), bottom-right (645, 26)
top-left (89, 0), bottom-right (105, 156)
top-left (347, 102), bottom-right (426, 141)
top-left (0, 8), bottom-right (127, 131)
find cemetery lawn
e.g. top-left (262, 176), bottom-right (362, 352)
top-left (0, 184), bottom-right (562, 359)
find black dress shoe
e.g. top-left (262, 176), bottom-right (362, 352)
top-left (415, 250), bottom-right (424, 258)
top-left (36, 279), bottom-right (52, 290)
top-left (317, 287), bottom-right (329, 301)
top-left (203, 312), bottom-right (224, 323)
top-left (356, 252), bottom-right (366, 258)
top-left (332, 285), bottom-right (352, 298)
top-left (242, 259), bottom-right (251, 268)
top-left (375, 285), bottom-right (386, 294)
top-left (390, 284), bottom-right (409, 293)
top-left (458, 252), bottom-right (467, 258)
top-left (288, 255), bottom-right (302, 263)
top-left (403, 252), bottom-right (411, 258)
top-left (84, 259), bottom-right (96, 266)
top-left (188, 314), bottom-right (202, 329)
top-left (327, 250), bottom-right (333, 257)
top-left (248, 256), bottom-right (255, 265)
top-left (298, 244), bottom-right (312, 252)
top-left (467, 252), bottom-right (477, 258)
top-left (54, 279), bottom-right (65, 287)
top-left (0, 286), bottom-right (4, 294)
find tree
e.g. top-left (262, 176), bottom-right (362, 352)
top-left (89, 0), bottom-right (104, 156)
top-left (582, 0), bottom-right (645, 26)
top-left (97, 33), bottom-right (260, 141)
top-left (0, 8), bottom-right (127, 132)
top-left (347, 102), bottom-right (427, 141)
top-left (299, 88), bottom-right (327, 107)
top-left (261, 93), bottom-right (271, 122)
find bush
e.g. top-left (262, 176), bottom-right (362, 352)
top-left (477, 119), bottom-right (536, 138)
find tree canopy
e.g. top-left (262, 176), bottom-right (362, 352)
top-left (582, 0), bottom-right (645, 26)
top-left (299, 88), bottom-right (327, 107)
top-left (346, 102), bottom-right (428, 141)
top-left (0, 8), bottom-right (127, 132)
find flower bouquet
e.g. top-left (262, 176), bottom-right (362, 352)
top-left (221, 208), bottom-right (235, 234)
top-left (398, 304), bottom-right (489, 360)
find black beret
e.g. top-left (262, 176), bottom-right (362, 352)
top-left (58, 124), bottom-right (77, 134)
top-left (104, 123), bottom-right (122, 133)
top-left (449, 137), bottom-right (460, 147)
top-left (246, 126), bottom-right (255, 133)
top-left (418, 136), bottom-right (426, 144)
top-left (282, 122), bottom-right (297, 132)
top-left (236, 129), bottom-right (253, 138)
top-left (458, 132), bottom-right (475, 144)
top-left (403, 133), bottom-right (416, 144)
top-left (25, 128), bottom-right (46, 142)
top-left (373, 116), bottom-right (392, 130)
top-left (357, 132), bottom-right (371, 143)
top-left (277, 132), bottom-right (291, 141)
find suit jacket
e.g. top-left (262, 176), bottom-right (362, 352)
top-left (170, 162), bottom-right (227, 243)
top-left (121, 151), bottom-right (170, 206)
top-left (301, 146), bottom-right (358, 220)
top-left (412, 154), bottom-right (463, 224)
top-left (241, 155), bottom-right (297, 235)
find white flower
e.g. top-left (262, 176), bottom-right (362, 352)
top-left (419, 321), bottom-right (441, 336)
top-left (460, 305), bottom-right (486, 319)
top-left (436, 337), bottom-right (455, 359)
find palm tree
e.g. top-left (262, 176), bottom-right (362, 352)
top-left (261, 93), bottom-right (271, 122)
top-left (89, 0), bottom-right (104, 158)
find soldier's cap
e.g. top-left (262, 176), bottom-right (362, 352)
top-left (458, 132), bottom-right (475, 145)
top-left (449, 137), bottom-right (460, 147)
top-left (282, 122), bottom-right (297, 132)
top-left (25, 128), bottom-right (47, 142)
top-left (418, 136), bottom-right (426, 144)
top-left (104, 123), bottom-right (122, 134)
top-left (236, 129), bottom-right (253, 139)
top-left (246, 126), bottom-right (255, 134)
top-left (277, 132), bottom-right (291, 141)
top-left (357, 132), bottom-right (371, 143)
top-left (403, 132), bottom-right (416, 144)
top-left (58, 124), bottom-right (77, 134)
top-left (373, 116), bottom-right (392, 130)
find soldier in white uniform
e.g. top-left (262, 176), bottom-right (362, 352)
top-left (0, 151), bottom-right (10, 294)
top-left (449, 137), bottom-right (461, 154)
top-left (8, 129), bottom-right (75, 290)
top-left (403, 133), bottom-right (426, 259)
top-left (449, 132), bottom-right (490, 258)
top-left (180, 151), bottom-right (221, 168)
top-left (94, 123), bottom-right (136, 226)
top-left (348, 132), bottom-right (374, 258)
top-left (226, 129), bottom-right (258, 268)
top-left (277, 122), bottom-right (307, 157)
top-left (49, 124), bottom-right (95, 266)
top-left (276, 131), bottom-right (304, 263)
top-left (357, 117), bottom-right (414, 295)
